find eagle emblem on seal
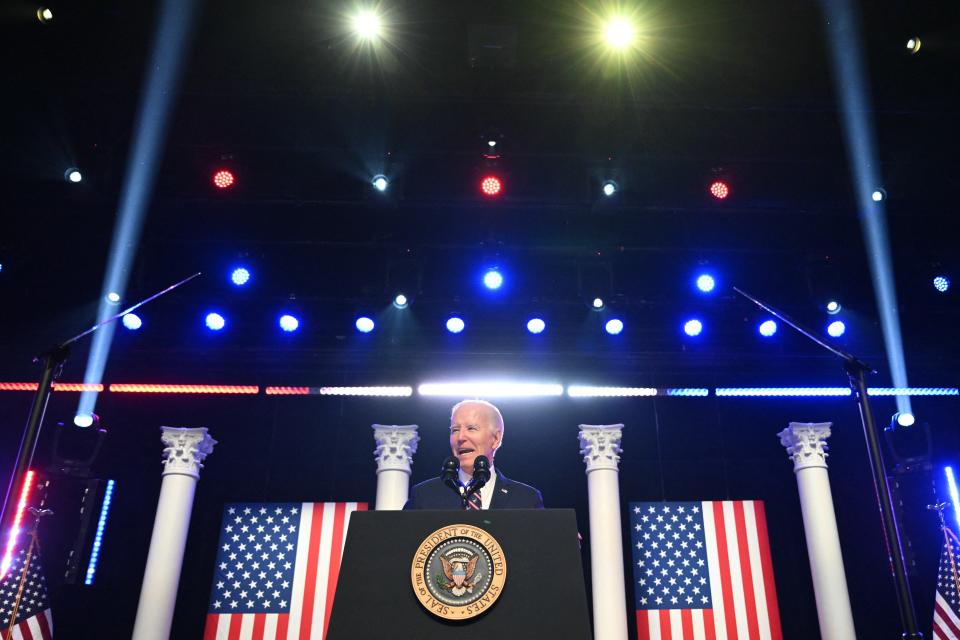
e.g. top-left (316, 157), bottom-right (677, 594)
top-left (439, 553), bottom-right (481, 597)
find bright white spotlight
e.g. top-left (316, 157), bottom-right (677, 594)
top-left (684, 319), bottom-right (703, 337)
top-left (37, 7), bottom-right (53, 23)
top-left (604, 18), bottom-right (635, 49)
top-left (592, 297), bottom-right (604, 310)
top-left (602, 180), bottom-right (618, 197)
top-left (73, 414), bottom-right (94, 428)
top-left (605, 318), bottom-right (624, 335)
top-left (758, 319), bottom-right (777, 337)
top-left (65, 168), bottom-right (82, 183)
top-left (393, 293), bottom-right (408, 309)
top-left (205, 312), bottom-right (226, 331)
top-left (934, 276), bottom-right (950, 293)
top-left (826, 300), bottom-right (842, 314)
top-left (527, 318), bottom-right (546, 334)
top-left (871, 188), bottom-right (886, 202)
top-left (893, 411), bottom-right (916, 427)
top-left (371, 175), bottom-right (388, 192)
top-left (355, 316), bottom-right (375, 333)
top-left (122, 313), bottom-right (142, 331)
top-left (106, 292), bottom-right (121, 304)
top-left (827, 320), bottom-right (846, 337)
top-left (279, 314), bottom-right (300, 332)
top-left (353, 10), bottom-right (382, 40)
top-left (446, 316), bottom-right (465, 334)
top-left (231, 267), bottom-right (251, 286)
top-left (906, 37), bottom-right (921, 54)
top-left (695, 274), bottom-right (716, 293)
top-left (483, 269), bottom-right (503, 290)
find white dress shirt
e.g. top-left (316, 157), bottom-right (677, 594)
top-left (459, 465), bottom-right (497, 509)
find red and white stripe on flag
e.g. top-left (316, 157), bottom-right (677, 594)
top-left (4, 609), bottom-right (53, 640)
top-left (632, 500), bottom-right (782, 640)
top-left (203, 502), bottom-right (366, 640)
top-left (932, 526), bottom-right (960, 640)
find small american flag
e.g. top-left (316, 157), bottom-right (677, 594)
top-left (203, 502), bottom-right (366, 640)
top-left (932, 526), bottom-right (960, 639)
top-left (629, 501), bottom-right (782, 639)
top-left (0, 546), bottom-right (53, 640)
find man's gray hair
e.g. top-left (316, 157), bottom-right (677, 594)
top-left (450, 399), bottom-right (505, 446)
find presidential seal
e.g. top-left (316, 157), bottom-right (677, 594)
top-left (410, 523), bottom-right (507, 620)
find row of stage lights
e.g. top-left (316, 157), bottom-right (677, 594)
top-left (32, 3), bottom-right (928, 60)
top-left (109, 266), bottom-right (868, 340)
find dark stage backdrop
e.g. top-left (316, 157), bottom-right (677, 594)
top-left (0, 390), bottom-right (957, 638)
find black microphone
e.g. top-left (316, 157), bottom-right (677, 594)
top-left (465, 455), bottom-right (491, 499)
top-left (441, 456), bottom-right (464, 497)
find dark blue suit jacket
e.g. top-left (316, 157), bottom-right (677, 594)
top-left (403, 470), bottom-right (544, 510)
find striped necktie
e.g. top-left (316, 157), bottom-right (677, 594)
top-left (465, 490), bottom-right (482, 510)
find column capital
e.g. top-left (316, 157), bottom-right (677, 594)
top-left (778, 422), bottom-right (832, 472)
top-left (160, 427), bottom-right (217, 479)
top-left (579, 424), bottom-right (624, 473)
top-left (372, 424), bottom-right (420, 474)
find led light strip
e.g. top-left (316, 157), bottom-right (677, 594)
top-left (715, 387), bottom-right (852, 397)
top-left (0, 382), bottom-right (104, 392)
top-left (567, 386), bottom-right (657, 397)
top-left (946, 467), bottom-right (960, 533)
top-left (108, 384), bottom-right (260, 394)
top-left (867, 387), bottom-right (959, 396)
top-left (418, 382), bottom-right (565, 397)
top-left (84, 479), bottom-right (115, 585)
top-left (0, 470), bottom-right (35, 579)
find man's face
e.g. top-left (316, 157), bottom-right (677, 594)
top-left (449, 403), bottom-right (501, 476)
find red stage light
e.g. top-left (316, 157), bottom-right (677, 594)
top-left (212, 169), bottom-right (235, 189)
top-left (480, 176), bottom-right (502, 196)
top-left (709, 180), bottom-right (730, 200)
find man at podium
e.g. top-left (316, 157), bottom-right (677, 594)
top-left (404, 400), bottom-right (544, 510)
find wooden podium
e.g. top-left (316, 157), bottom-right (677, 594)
top-left (326, 509), bottom-right (592, 639)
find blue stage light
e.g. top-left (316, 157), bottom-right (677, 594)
top-left (84, 479), bottom-right (115, 585)
top-left (73, 413), bottom-right (95, 427)
top-left (893, 411), bottom-right (915, 427)
top-left (205, 313), bottom-right (226, 331)
top-left (758, 319), bottom-right (777, 337)
top-left (279, 314), bottom-right (300, 332)
top-left (602, 180), bottom-right (618, 197)
top-left (355, 316), bottom-right (375, 333)
top-left (684, 318), bottom-right (703, 336)
top-left (483, 269), bottom-right (503, 290)
top-left (106, 292), bottom-right (121, 304)
top-left (231, 267), bottom-right (251, 286)
top-left (122, 313), bottom-right (142, 331)
top-left (446, 317), bottom-right (465, 334)
top-left (934, 276), bottom-right (950, 293)
top-left (592, 297), bottom-right (604, 310)
top-left (527, 318), bottom-right (546, 334)
top-left (65, 168), bottom-right (82, 183)
top-left (605, 318), bottom-right (624, 335)
top-left (393, 294), bottom-right (408, 309)
top-left (695, 274), bottom-right (715, 293)
top-left (827, 320), bottom-right (846, 337)
top-left (372, 175), bottom-right (388, 192)
top-left (826, 300), bottom-right (841, 314)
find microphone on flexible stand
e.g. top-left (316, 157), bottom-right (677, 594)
top-left (441, 456), bottom-right (465, 501)
top-left (464, 455), bottom-right (491, 501)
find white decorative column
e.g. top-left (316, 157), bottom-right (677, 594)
top-left (778, 422), bottom-right (856, 640)
top-left (132, 427), bottom-right (216, 640)
top-left (579, 424), bottom-right (628, 640)
top-left (372, 424), bottom-right (419, 510)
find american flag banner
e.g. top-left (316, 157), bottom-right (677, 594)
top-left (629, 501), bottom-right (782, 639)
top-left (203, 502), bottom-right (367, 640)
top-left (0, 545), bottom-right (53, 640)
top-left (932, 526), bottom-right (960, 640)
